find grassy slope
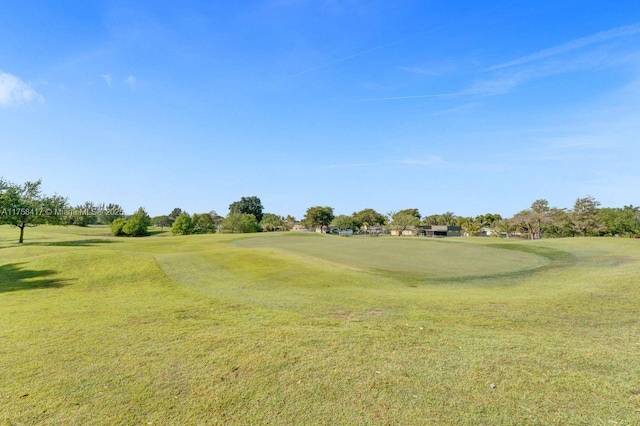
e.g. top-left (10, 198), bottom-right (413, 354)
top-left (1, 226), bottom-right (639, 425)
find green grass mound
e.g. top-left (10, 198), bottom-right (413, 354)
top-left (234, 232), bottom-right (549, 279)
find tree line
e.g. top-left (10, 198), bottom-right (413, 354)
top-left (168, 195), bottom-right (639, 239)
top-left (1, 177), bottom-right (638, 243)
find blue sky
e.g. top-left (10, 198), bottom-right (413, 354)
top-left (1, 1), bottom-right (639, 219)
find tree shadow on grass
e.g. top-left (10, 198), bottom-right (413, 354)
top-left (24, 239), bottom-right (117, 247)
top-left (0, 263), bottom-right (71, 293)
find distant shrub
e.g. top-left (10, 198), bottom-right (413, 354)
top-left (192, 213), bottom-right (216, 234)
top-left (110, 218), bottom-right (126, 236)
top-left (222, 212), bottom-right (261, 233)
top-left (171, 212), bottom-right (194, 235)
top-left (110, 207), bottom-right (151, 237)
top-left (122, 207), bottom-right (151, 237)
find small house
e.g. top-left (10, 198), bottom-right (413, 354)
top-left (417, 225), bottom-right (462, 237)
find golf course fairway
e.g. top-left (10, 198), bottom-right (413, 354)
top-left (1, 226), bottom-right (638, 424)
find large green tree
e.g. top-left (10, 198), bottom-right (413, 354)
top-left (572, 195), bottom-right (605, 236)
top-left (302, 206), bottom-right (334, 232)
top-left (171, 212), bottom-right (194, 235)
top-left (423, 212), bottom-right (456, 226)
top-left (222, 212), bottom-right (261, 233)
top-left (459, 217), bottom-right (481, 236)
top-left (599, 205), bottom-right (640, 237)
top-left (0, 178), bottom-right (67, 243)
top-left (109, 218), bottom-right (127, 236)
top-left (509, 200), bottom-right (553, 239)
top-left (510, 209), bottom-right (535, 239)
top-left (543, 207), bottom-right (574, 238)
top-left (353, 208), bottom-right (386, 229)
top-left (122, 207), bottom-right (151, 237)
top-left (332, 215), bottom-right (359, 232)
top-left (529, 199), bottom-right (552, 239)
top-left (260, 213), bottom-right (287, 232)
top-left (168, 208), bottom-right (183, 219)
top-left (229, 196), bottom-right (264, 222)
top-left (169, 211), bottom-right (217, 235)
top-left (475, 213), bottom-right (503, 228)
top-left (192, 213), bottom-right (216, 234)
top-left (388, 209), bottom-right (420, 236)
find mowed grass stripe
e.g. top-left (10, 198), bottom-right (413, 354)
top-left (154, 247), bottom-right (411, 312)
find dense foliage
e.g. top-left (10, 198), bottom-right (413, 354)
top-left (331, 214), bottom-right (360, 232)
top-left (65, 202), bottom-right (124, 227)
top-left (260, 213), bottom-right (291, 232)
top-left (171, 212), bottom-right (194, 235)
top-left (170, 212), bottom-right (217, 235)
top-left (109, 218), bottom-right (127, 236)
top-left (229, 196), bottom-right (264, 223)
top-left (222, 212), bottom-right (261, 233)
top-left (388, 209), bottom-right (421, 235)
top-left (107, 208), bottom-right (151, 237)
top-left (121, 207), bottom-right (152, 237)
top-left (302, 206), bottom-right (335, 232)
top-left (353, 208), bottom-right (387, 228)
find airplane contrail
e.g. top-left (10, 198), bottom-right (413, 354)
top-left (353, 90), bottom-right (483, 102)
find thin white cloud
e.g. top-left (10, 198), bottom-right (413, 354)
top-left (0, 71), bottom-right (44, 108)
top-left (358, 23), bottom-right (640, 103)
top-left (354, 79), bottom-right (524, 102)
top-left (101, 74), bottom-right (112, 87)
top-left (354, 92), bottom-right (468, 102)
top-left (470, 25), bottom-right (640, 99)
top-left (399, 61), bottom-right (457, 76)
top-left (232, 30), bottom-right (429, 98)
top-left (467, 72), bottom-right (525, 96)
top-left (124, 75), bottom-right (137, 89)
top-left (429, 102), bottom-right (479, 116)
top-left (473, 44), bottom-right (637, 97)
top-left (488, 23), bottom-right (640, 71)
top-left (518, 76), bottom-right (640, 162)
top-left (323, 156), bottom-right (447, 169)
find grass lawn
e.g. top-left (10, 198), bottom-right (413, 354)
top-left (1, 226), bottom-right (639, 425)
